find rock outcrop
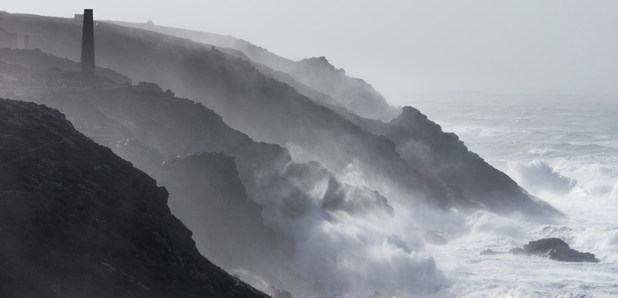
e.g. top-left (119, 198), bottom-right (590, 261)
top-left (0, 12), bottom-right (557, 217)
top-left (524, 238), bottom-right (596, 262)
top-left (0, 49), bottom-right (399, 296)
top-left (0, 98), bottom-right (268, 298)
top-left (339, 106), bottom-right (562, 216)
top-left (478, 238), bottom-right (596, 262)
top-left (109, 20), bottom-right (400, 122)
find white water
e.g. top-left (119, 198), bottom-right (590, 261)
top-left (406, 93), bottom-right (618, 297)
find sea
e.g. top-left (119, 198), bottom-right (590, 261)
top-left (406, 93), bottom-right (618, 297)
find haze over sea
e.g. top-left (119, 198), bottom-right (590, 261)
top-left (407, 93), bottom-right (618, 297)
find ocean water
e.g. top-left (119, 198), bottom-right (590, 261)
top-left (406, 93), bottom-right (618, 297)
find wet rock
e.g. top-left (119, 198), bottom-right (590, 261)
top-left (524, 238), bottom-right (569, 254)
top-left (546, 247), bottom-right (596, 262)
top-left (524, 238), bottom-right (596, 262)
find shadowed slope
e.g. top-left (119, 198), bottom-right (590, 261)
top-left (0, 98), bottom-right (268, 298)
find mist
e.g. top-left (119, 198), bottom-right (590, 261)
top-left (0, 3), bottom-right (616, 298)
top-left (4, 0), bottom-right (618, 102)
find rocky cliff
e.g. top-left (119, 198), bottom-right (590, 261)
top-left (0, 12), bottom-right (559, 217)
top-left (0, 98), bottom-right (268, 298)
top-left (109, 20), bottom-right (400, 122)
top-left (0, 20), bottom-right (480, 215)
top-left (0, 49), bottom-right (400, 296)
top-left (337, 106), bottom-right (562, 216)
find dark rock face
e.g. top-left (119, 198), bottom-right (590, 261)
top-left (545, 248), bottom-right (596, 262)
top-left (480, 239), bottom-right (595, 262)
top-left (0, 50), bottom-right (400, 296)
top-left (156, 152), bottom-right (300, 288)
top-left (0, 98), bottom-right (267, 298)
top-left (283, 56), bottom-right (400, 122)
top-left (339, 106), bottom-right (562, 217)
top-left (524, 238), bottom-right (570, 254)
top-left (524, 238), bottom-right (596, 262)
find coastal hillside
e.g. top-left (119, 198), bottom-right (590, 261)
top-left (0, 98), bottom-right (268, 298)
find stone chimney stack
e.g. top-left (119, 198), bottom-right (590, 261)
top-left (80, 9), bottom-right (95, 76)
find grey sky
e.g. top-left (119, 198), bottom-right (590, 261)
top-left (5, 1), bottom-right (618, 104)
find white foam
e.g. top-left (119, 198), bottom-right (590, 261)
top-left (405, 93), bottom-right (618, 297)
top-left (610, 182), bottom-right (618, 200)
top-left (506, 160), bottom-right (576, 197)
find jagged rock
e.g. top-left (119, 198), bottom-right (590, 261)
top-left (338, 105), bottom-right (562, 217)
top-left (546, 247), bottom-right (596, 262)
top-left (523, 238), bottom-right (596, 262)
top-left (157, 152), bottom-right (295, 285)
top-left (480, 239), bottom-right (595, 262)
top-left (0, 98), bottom-right (268, 298)
top-left (0, 48), bottom-right (399, 298)
top-left (524, 238), bottom-right (570, 254)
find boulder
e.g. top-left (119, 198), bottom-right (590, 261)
top-left (545, 247), bottom-right (596, 262)
top-left (523, 238), bottom-right (569, 254)
top-left (524, 238), bottom-right (596, 262)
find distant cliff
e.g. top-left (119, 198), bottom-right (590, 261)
top-left (109, 20), bottom-right (401, 122)
top-left (0, 13), bottom-right (559, 217)
top-left (0, 98), bottom-right (268, 298)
